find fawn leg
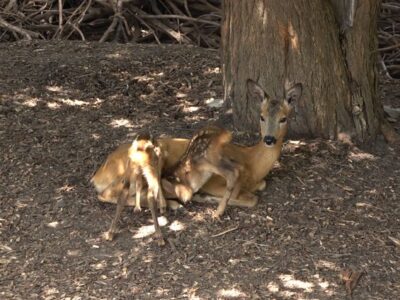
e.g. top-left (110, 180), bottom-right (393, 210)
top-left (105, 184), bottom-right (129, 241)
top-left (255, 180), bottom-right (266, 191)
top-left (134, 173), bottom-right (142, 213)
top-left (157, 185), bottom-right (167, 214)
top-left (202, 159), bottom-right (241, 219)
top-left (148, 189), bottom-right (165, 246)
top-left (161, 178), bottom-right (193, 204)
top-left (156, 167), bottom-right (167, 214)
top-left (157, 153), bottom-right (167, 214)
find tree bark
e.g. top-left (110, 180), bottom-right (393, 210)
top-left (222, 0), bottom-right (384, 143)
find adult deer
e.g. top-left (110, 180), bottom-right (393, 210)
top-left (91, 79), bottom-right (303, 209)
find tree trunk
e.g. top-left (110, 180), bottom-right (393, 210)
top-left (222, 0), bottom-right (384, 143)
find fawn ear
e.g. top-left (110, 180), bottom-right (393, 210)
top-left (247, 79), bottom-right (269, 103)
top-left (285, 82), bottom-right (303, 106)
top-left (143, 141), bottom-right (155, 151)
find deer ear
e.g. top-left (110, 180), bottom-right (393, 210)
top-left (247, 79), bottom-right (269, 103)
top-left (285, 83), bottom-right (303, 105)
top-left (144, 141), bottom-right (155, 151)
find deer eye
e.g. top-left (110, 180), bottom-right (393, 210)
top-left (279, 117), bottom-right (287, 123)
top-left (260, 116), bottom-right (265, 122)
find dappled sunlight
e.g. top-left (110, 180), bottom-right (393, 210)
top-left (169, 220), bottom-right (186, 231)
top-left (152, 71), bottom-right (165, 78)
top-left (47, 102), bottom-right (61, 109)
top-left (217, 288), bottom-right (247, 298)
top-left (279, 274), bottom-right (314, 292)
top-left (266, 281), bottom-right (280, 293)
top-left (46, 86), bottom-right (64, 93)
top-left (264, 273), bottom-right (338, 298)
top-left (183, 112), bottom-right (206, 123)
top-left (47, 221), bottom-right (60, 229)
top-left (22, 98), bottom-right (39, 107)
top-left (284, 139), bottom-right (308, 153)
top-left (90, 260), bottom-right (107, 270)
top-left (134, 74), bottom-right (154, 82)
top-left (91, 133), bottom-right (101, 140)
top-left (57, 98), bottom-right (90, 107)
top-left (133, 216), bottom-right (168, 239)
top-left (190, 210), bottom-right (207, 222)
top-left (110, 118), bottom-right (134, 128)
top-left (7, 86), bottom-right (105, 112)
top-left (155, 287), bottom-right (171, 297)
top-left (203, 66), bottom-right (221, 75)
top-left (348, 150), bottom-right (377, 162)
top-left (135, 71), bottom-right (164, 79)
top-left (105, 52), bottom-right (123, 59)
top-left (133, 71), bottom-right (166, 83)
top-left (287, 140), bottom-right (307, 147)
top-left (133, 224), bottom-right (156, 239)
top-left (315, 259), bottom-right (339, 271)
top-left (183, 106), bottom-right (201, 113)
top-left (42, 286), bottom-right (59, 298)
top-left (45, 86), bottom-right (104, 107)
top-left (66, 249), bottom-right (82, 257)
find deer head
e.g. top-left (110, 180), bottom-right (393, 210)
top-left (247, 79), bottom-right (303, 147)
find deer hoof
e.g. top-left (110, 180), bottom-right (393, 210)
top-left (157, 237), bottom-right (166, 246)
top-left (256, 180), bottom-right (267, 191)
top-left (212, 211), bottom-right (223, 222)
top-left (104, 231), bottom-right (114, 241)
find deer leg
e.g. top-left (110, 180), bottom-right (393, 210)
top-left (147, 189), bottom-right (165, 246)
top-left (134, 172), bottom-right (142, 213)
top-left (199, 159), bottom-right (241, 219)
top-left (157, 185), bottom-right (167, 215)
top-left (255, 180), bottom-right (267, 191)
top-left (192, 191), bottom-right (258, 208)
top-left (157, 155), bottom-right (167, 214)
top-left (161, 178), bottom-right (193, 204)
top-left (105, 181), bottom-right (129, 241)
top-left (214, 160), bottom-right (241, 219)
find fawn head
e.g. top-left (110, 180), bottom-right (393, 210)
top-left (128, 132), bottom-right (159, 166)
top-left (131, 132), bottom-right (155, 152)
top-left (247, 79), bottom-right (302, 147)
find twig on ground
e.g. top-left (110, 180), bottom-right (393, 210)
top-left (211, 225), bottom-right (239, 238)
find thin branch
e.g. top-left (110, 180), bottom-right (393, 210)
top-left (58, 0), bottom-right (63, 32)
top-left (0, 16), bottom-right (42, 40)
top-left (138, 14), bottom-right (220, 27)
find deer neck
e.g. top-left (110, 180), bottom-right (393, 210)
top-left (247, 139), bottom-right (284, 182)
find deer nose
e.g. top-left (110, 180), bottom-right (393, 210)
top-left (263, 135), bottom-right (276, 146)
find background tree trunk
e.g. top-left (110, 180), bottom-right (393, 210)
top-left (222, 0), bottom-right (383, 143)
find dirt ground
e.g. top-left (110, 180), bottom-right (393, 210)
top-left (0, 41), bottom-right (399, 300)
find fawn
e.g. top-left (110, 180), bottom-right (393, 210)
top-left (162, 126), bottom-right (241, 218)
top-left (91, 79), bottom-right (302, 209)
top-left (103, 133), bottom-right (165, 245)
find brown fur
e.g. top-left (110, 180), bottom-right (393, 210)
top-left (163, 126), bottom-right (241, 218)
top-left (103, 134), bottom-right (165, 246)
top-left (91, 79), bottom-right (302, 211)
